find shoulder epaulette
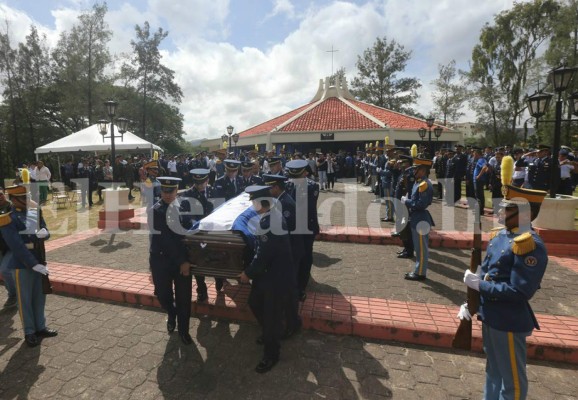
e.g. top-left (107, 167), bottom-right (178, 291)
top-left (512, 232), bottom-right (536, 255)
top-left (488, 227), bottom-right (503, 240)
top-left (418, 181), bottom-right (428, 193)
top-left (0, 211), bottom-right (11, 227)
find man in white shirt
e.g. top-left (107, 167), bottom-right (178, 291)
top-left (28, 161), bottom-right (39, 202)
top-left (167, 157), bottom-right (178, 177)
top-left (36, 160), bottom-right (51, 204)
top-left (559, 149), bottom-right (575, 195)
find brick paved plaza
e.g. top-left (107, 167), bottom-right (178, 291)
top-left (1, 179), bottom-right (578, 399)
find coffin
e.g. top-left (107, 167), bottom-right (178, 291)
top-left (183, 193), bottom-right (257, 278)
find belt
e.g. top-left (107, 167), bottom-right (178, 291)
top-left (25, 243), bottom-right (35, 250)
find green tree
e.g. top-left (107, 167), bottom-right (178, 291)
top-left (52, 2), bottom-right (112, 130)
top-left (0, 28), bottom-right (22, 166)
top-left (121, 21), bottom-right (183, 142)
top-left (467, 0), bottom-right (559, 141)
top-left (350, 36), bottom-right (421, 114)
top-left (431, 60), bottom-right (466, 126)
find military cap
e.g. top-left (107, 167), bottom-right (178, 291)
top-left (262, 174), bottom-right (288, 186)
top-left (268, 156), bottom-right (282, 165)
top-left (144, 160), bottom-right (159, 169)
top-left (512, 147), bottom-right (524, 154)
top-left (286, 159), bottom-right (308, 177)
top-left (455, 143), bottom-right (464, 148)
top-left (537, 144), bottom-right (551, 151)
top-left (398, 155), bottom-right (413, 164)
top-left (241, 160), bottom-right (254, 170)
top-left (471, 146), bottom-right (482, 151)
top-left (391, 147), bottom-right (409, 154)
top-left (190, 168), bottom-right (210, 183)
top-left (157, 176), bottom-right (181, 192)
top-left (224, 159), bottom-right (241, 171)
top-left (446, 148), bottom-right (455, 153)
top-left (413, 158), bottom-right (433, 168)
top-left (500, 185), bottom-right (547, 208)
top-left (245, 185), bottom-right (271, 200)
top-left (559, 148), bottom-right (570, 156)
top-left (5, 184), bottom-right (27, 197)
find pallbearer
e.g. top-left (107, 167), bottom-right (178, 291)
top-left (148, 177), bottom-right (193, 345)
top-left (238, 185), bottom-right (294, 373)
top-left (240, 160), bottom-right (262, 192)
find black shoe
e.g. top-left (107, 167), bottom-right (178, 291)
top-left (404, 272), bottom-right (426, 281)
top-left (167, 317), bottom-right (176, 333)
top-left (255, 358), bottom-right (278, 373)
top-left (215, 279), bottom-right (224, 292)
top-left (25, 334), bottom-right (39, 347)
top-left (197, 292), bottom-right (208, 302)
top-left (36, 328), bottom-right (58, 338)
top-left (179, 332), bottom-right (193, 345)
top-left (381, 218), bottom-right (394, 222)
top-left (397, 252), bottom-right (413, 259)
top-left (396, 249), bottom-right (406, 255)
top-left (256, 335), bottom-right (264, 345)
top-left (391, 232), bottom-right (401, 237)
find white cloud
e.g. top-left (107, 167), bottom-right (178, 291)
top-left (264, 0), bottom-right (296, 21)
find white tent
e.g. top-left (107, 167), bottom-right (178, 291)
top-left (34, 123), bottom-right (162, 155)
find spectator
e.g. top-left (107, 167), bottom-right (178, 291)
top-left (36, 161), bottom-right (51, 205)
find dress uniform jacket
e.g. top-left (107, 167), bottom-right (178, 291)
top-left (180, 186), bottom-right (215, 228)
top-left (477, 229), bottom-right (547, 332)
top-left (240, 175), bottom-right (263, 192)
top-left (516, 156), bottom-right (550, 190)
top-left (405, 178), bottom-right (434, 276)
top-left (214, 175), bottom-right (244, 201)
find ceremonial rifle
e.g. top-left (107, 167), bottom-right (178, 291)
top-left (452, 203), bottom-right (481, 350)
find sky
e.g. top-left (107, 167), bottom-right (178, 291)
top-left (0, 0), bottom-right (526, 141)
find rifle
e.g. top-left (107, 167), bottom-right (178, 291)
top-left (34, 206), bottom-right (52, 295)
top-left (452, 204), bottom-right (482, 350)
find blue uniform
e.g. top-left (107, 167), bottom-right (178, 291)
top-left (516, 156), bottom-right (550, 190)
top-left (395, 166), bottom-right (415, 255)
top-left (0, 207), bottom-right (49, 335)
top-left (380, 162), bottom-right (394, 220)
top-left (404, 178), bottom-right (434, 276)
top-left (477, 228), bottom-right (548, 400)
top-left (240, 175), bottom-right (263, 192)
top-left (245, 209), bottom-right (294, 362)
top-left (214, 175), bottom-right (244, 201)
top-left (148, 198), bottom-right (192, 335)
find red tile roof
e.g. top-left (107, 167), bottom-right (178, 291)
top-left (238, 96), bottom-right (444, 137)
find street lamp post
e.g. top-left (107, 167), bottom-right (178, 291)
top-left (526, 65), bottom-right (578, 198)
top-left (221, 125), bottom-right (235, 158)
top-left (418, 116), bottom-right (443, 159)
top-left (98, 100), bottom-right (129, 185)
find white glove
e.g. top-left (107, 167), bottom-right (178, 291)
top-left (32, 264), bottom-right (49, 275)
top-left (464, 270), bottom-right (480, 291)
top-left (36, 228), bottom-right (49, 239)
top-left (401, 195), bottom-right (407, 203)
top-left (457, 304), bottom-right (472, 321)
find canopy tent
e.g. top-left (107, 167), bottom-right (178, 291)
top-left (34, 123), bottom-right (162, 155)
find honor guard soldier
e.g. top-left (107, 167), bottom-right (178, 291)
top-left (262, 174), bottom-right (303, 338)
top-left (142, 160), bottom-right (161, 207)
top-left (238, 185), bottom-right (294, 373)
top-left (0, 183), bottom-right (57, 347)
top-left (214, 159), bottom-right (244, 202)
top-left (267, 156), bottom-right (284, 175)
top-left (454, 144), bottom-right (468, 204)
top-left (285, 160), bottom-right (319, 301)
top-left (148, 177), bottom-right (194, 345)
top-left (393, 156), bottom-right (415, 260)
top-left (240, 160), bottom-right (263, 192)
top-left (460, 182), bottom-right (548, 400)
top-left (401, 158), bottom-right (434, 280)
top-left (181, 169), bottom-right (215, 302)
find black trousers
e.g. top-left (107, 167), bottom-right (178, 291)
top-left (400, 222), bottom-right (414, 254)
top-left (298, 234), bottom-right (315, 294)
top-left (475, 181), bottom-right (486, 214)
top-left (150, 254), bottom-right (192, 334)
top-left (249, 279), bottom-right (287, 360)
top-left (454, 177), bottom-right (463, 204)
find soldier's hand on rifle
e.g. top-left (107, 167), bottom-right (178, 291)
top-left (464, 270), bottom-right (480, 291)
top-left (36, 228), bottom-right (49, 239)
top-left (401, 195), bottom-right (407, 203)
top-left (457, 303), bottom-right (472, 321)
top-left (179, 261), bottom-right (191, 276)
top-left (32, 264), bottom-right (49, 275)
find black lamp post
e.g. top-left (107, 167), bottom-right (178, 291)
top-left (418, 116), bottom-right (443, 159)
top-left (98, 100), bottom-right (129, 184)
top-left (526, 65), bottom-right (578, 198)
